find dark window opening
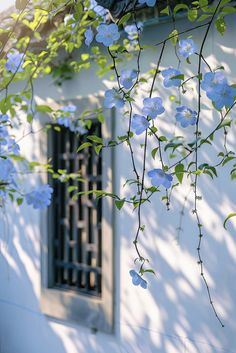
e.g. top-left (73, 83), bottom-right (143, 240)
top-left (49, 122), bottom-right (102, 297)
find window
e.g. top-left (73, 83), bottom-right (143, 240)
top-left (40, 99), bottom-right (114, 333)
top-left (51, 123), bottom-right (103, 297)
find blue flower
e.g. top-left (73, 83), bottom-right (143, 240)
top-left (85, 27), bottom-right (94, 46)
top-left (57, 104), bottom-right (76, 127)
top-left (0, 114), bottom-right (10, 122)
top-left (201, 72), bottom-right (236, 109)
top-left (175, 106), bottom-right (197, 127)
top-left (212, 84), bottom-right (236, 110)
top-left (8, 139), bottom-right (20, 155)
top-left (0, 158), bottom-right (15, 182)
top-left (162, 68), bottom-right (182, 88)
top-left (148, 169), bottom-right (173, 189)
top-left (61, 104), bottom-right (76, 113)
top-left (124, 22), bottom-right (143, 41)
top-left (129, 270), bottom-right (147, 289)
top-left (57, 116), bottom-right (71, 127)
top-left (104, 89), bottom-right (125, 109)
top-left (138, 0), bottom-right (157, 6)
top-left (142, 97), bottom-right (165, 119)
top-left (131, 114), bottom-right (150, 135)
top-left (5, 50), bottom-right (24, 73)
top-left (120, 69), bottom-right (137, 89)
top-left (201, 72), bottom-right (227, 100)
top-left (0, 126), bottom-right (9, 146)
top-left (25, 184), bottom-right (53, 209)
top-left (89, 0), bottom-right (107, 18)
top-left (178, 38), bottom-right (197, 58)
top-left (96, 23), bottom-right (120, 47)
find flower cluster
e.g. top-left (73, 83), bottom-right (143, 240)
top-left (25, 184), bottom-right (53, 209)
top-left (201, 72), bottom-right (236, 109)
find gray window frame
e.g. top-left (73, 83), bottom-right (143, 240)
top-left (40, 96), bottom-right (114, 334)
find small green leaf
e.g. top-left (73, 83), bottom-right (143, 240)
top-left (175, 163), bottom-right (184, 183)
top-left (94, 144), bottom-right (103, 155)
top-left (119, 12), bottom-right (131, 25)
top-left (77, 142), bottom-right (92, 152)
top-left (151, 147), bottom-right (158, 160)
top-left (173, 3), bottom-right (189, 15)
top-left (115, 199), bottom-right (125, 210)
top-left (223, 213), bottom-right (236, 229)
top-left (188, 8), bottom-right (198, 21)
top-left (222, 156), bottom-right (236, 166)
top-left (215, 17), bottom-right (226, 35)
top-left (36, 105), bottom-right (53, 113)
top-left (160, 6), bottom-right (170, 16)
top-left (16, 198), bottom-right (23, 206)
top-left (87, 135), bottom-right (103, 144)
top-left (169, 29), bottom-right (178, 46)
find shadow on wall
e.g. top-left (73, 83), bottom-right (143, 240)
top-left (0, 124), bottom-right (68, 353)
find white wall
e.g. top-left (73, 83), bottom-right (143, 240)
top-left (0, 12), bottom-right (236, 353)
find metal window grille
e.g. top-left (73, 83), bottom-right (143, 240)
top-left (49, 122), bottom-right (102, 297)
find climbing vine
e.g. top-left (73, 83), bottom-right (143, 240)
top-left (0, 0), bottom-right (236, 326)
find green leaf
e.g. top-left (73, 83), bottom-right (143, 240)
top-left (175, 163), bottom-right (184, 183)
top-left (87, 135), bottom-right (103, 144)
top-left (221, 6), bottom-right (236, 15)
top-left (171, 74), bottom-right (184, 80)
top-left (215, 17), bottom-right (226, 35)
top-left (68, 186), bottom-right (78, 193)
top-left (222, 156), bottom-right (236, 166)
top-left (94, 144), bottom-right (103, 155)
top-left (217, 118), bottom-right (232, 130)
top-left (223, 213), bottom-right (236, 229)
top-left (199, 0), bottom-right (208, 8)
top-left (169, 29), bottom-right (178, 46)
top-left (151, 147), bottom-right (158, 160)
top-left (16, 198), bottom-right (23, 206)
top-left (160, 6), bottom-right (170, 16)
top-left (188, 8), bottom-right (198, 21)
top-left (173, 3), bottom-right (189, 15)
top-left (98, 113), bottom-right (105, 123)
top-left (115, 199), bottom-right (125, 210)
top-left (197, 14), bottom-right (211, 22)
top-left (119, 12), bottom-right (131, 25)
top-left (27, 113), bottom-right (33, 123)
top-left (142, 268), bottom-right (156, 275)
top-left (36, 105), bottom-right (53, 113)
top-left (77, 142), bottom-right (92, 152)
